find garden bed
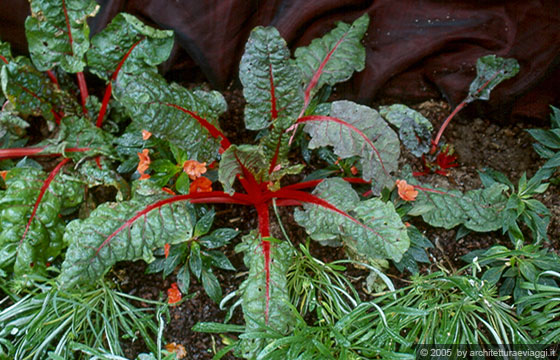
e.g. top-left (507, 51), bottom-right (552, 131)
top-left (0, 4), bottom-right (559, 359)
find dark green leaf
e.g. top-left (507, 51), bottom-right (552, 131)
top-left (467, 55), bottom-right (520, 103)
top-left (482, 266), bottom-right (504, 285)
top-left (240, 26), bottom-right (303, 131)
top-left (1, 57), bottom-right (79, 122)
top-left (163, 244), bottom-right (187, 277)
top-left (194, 208), bottom-right (215, 237)
top-left (87, 13), bottom-right (174, 79)
top-left (199, 228), bottom-right (239, 249)
top-left (0, 40), bottom-right (13, 63)
top-left (527, 129), bottom-right (560, 150)
top-left (0, 167), bottom-right (83, 280)
top-left (478, 168), bottom-right (514, 190)
top-left (543, 152), bottom-right (560, 169)
top-left (25, 0), bottom-right (99, 72)
top-left (58, 182), bottom-right (196, 288)
top-left (201, 269), bottom-right (222, 303)
top-left (75, 157), bottom-right (130, 201)
top-left (407, 179), bottom-right (508, 232)
top-left (175, 172), bottom-right (190, 195)
top-left (177, 262), bottom-right (190, 294)
top-left (294, 178), bottom-right (409, 262)
top-left (145, 257), bottom-right (165, 274)
top-left (303, 101), bottom-right (400, 193)
top-left (295, 14), bottom-right (369, 100)
top-left (237, 234), bottom-right (294, 358)
top-left (206, 250), bottom-right (235, 271)
top-left (189, 242), bottom-right (202, 279)
top-left (379, 104), bottom-right (433, 157)
top-left (114, 69), bottom-right (225, 162)
top-left (39, 116), bottom-right (115, 160)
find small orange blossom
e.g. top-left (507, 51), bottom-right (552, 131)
top-left (142, 129), bottom-right (152, 140)
top-left (183, 160), bottom-right (207, 180)
top-left (167, 282), bottom-right (182, 305)
top-left (396, 179), bottom-right (418, 201)
top-left (137, 149), bottom-right (150, 180)
top-left (189, 176), bottom-right (212, 193)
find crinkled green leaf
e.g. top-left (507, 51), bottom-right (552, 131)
top-left (304, 100), bottom-right (399, 193)
top-left (236, 233), bottom-right (294, 358)
top-left (379, 104), bottom-right (433, 157)
top-left (0, 167), bottom-right (83, 280)
top-left (25, 0), bottom-right (99, 72)
top-left (294, 178), bottom-right (409, 262)
top-left (58, 181), bottom-right (196, 288)
top-left (87, 13), bottom-right (174, 80)
top-left (408, 180), bottom-right (509, 232)
top-left (240, 26), bottom-right (303, 131)
top-left (114, 69), bottom-right (225, 162)
top-left (295, 14), bottom-right (368, 99)
top-left (398, 117), bottom-right (432, 157)
top-left (219, 144), bottom-right (266, 195)
top-left (467, 55), bottom-right (520, 103)
top-left (38, 116), bottom-right (115, 160)
top-left (1, 57), bottom-right (80, 122)
top-left (379, 104), bottom-right (433, 131)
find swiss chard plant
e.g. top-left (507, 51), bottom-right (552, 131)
top-left (385, 55), bottom-right (520, 176)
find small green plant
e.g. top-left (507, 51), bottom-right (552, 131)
top-left (517, 270), bottom-right (560, 343)
top-left (430, 56), bottom-right (520, 153)
top-left (478, 167), bottom-right (552, 244)
top-left (462, 244), bottom-right (560, 304)
top-left (196, 250), bottom-right (536, 359)
top-left (146, 207), bottom-right (239, 303)
top-left (0, 277), bottom-right (163, 359)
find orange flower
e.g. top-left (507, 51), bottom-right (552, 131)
top-left (167, 282), bottom-right (182, 305)
top-left (350, 166), bottom-right (358, 176)
top-left (137, 149), bottom-right (150, 180)
top-left (142, 129), bottom-right (152, 140)
top-left (396, 179), bottom-right (418, 201)
top-left (183, 160), bottom-right (207, 180)
top-left (164, 243), bottom-right (170, 259)
top-left (0, 170), bottom-right (7, 181)
top-left (164, 342), bottom-right (187, 359)
top-left (189, 176), bottom-right (212, 193)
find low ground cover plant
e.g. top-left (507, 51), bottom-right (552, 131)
top-left (0, 0), bottom-right (558, 358)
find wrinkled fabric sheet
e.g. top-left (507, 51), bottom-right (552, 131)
top-left (2, 0), bottom-right (559, 121)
